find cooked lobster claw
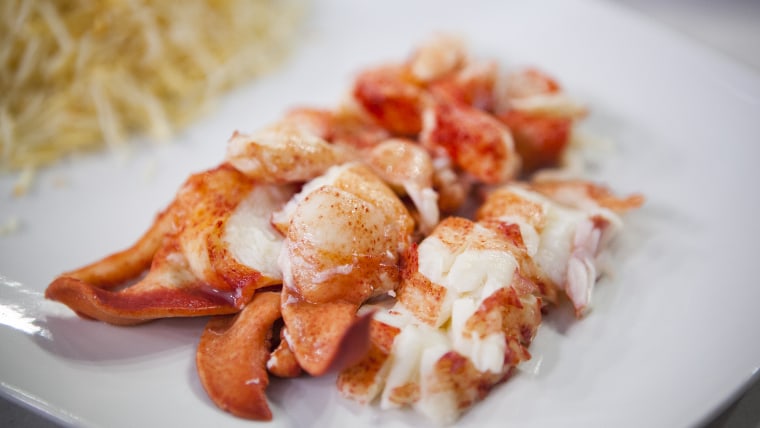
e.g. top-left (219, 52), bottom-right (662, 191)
top-left (46, 165), bottom-right (292, 324)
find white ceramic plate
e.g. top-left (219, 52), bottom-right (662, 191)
top-left (2, 0), bottom-right (760, 427)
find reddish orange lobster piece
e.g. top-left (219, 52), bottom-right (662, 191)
top-left (196, 291), bottom-right (282, 421)
top-left (499, 109), bottom-right (573, 173)
top-left (276, 163), bottom-right (414, 375)
top-left (46, 164), bottom-right (290, 325)
top-left (421, 100), bottom-right (520, 184)
top-left (352, 64), bottom-right (427, 136)
top-left (280, 107), bottom-right (391, 150)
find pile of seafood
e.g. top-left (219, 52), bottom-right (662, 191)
top-left (45, 35), bottom-right (643, 424)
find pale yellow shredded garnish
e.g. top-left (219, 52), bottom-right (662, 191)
top-left (0, 0), bottom-right (306, 171)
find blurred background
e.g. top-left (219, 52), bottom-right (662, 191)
top-left (1, 0), bottom-right (759, 426)
top-left (615, 0), bottom-right (759, 72)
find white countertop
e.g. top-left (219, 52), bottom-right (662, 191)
top-left (1, 0), bottom-right (759, 427)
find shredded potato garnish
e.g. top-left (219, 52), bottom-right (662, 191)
top-left (0, 0), bottom-right (306, 172)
